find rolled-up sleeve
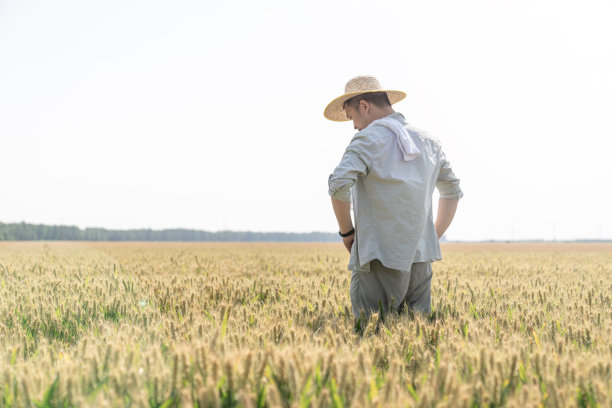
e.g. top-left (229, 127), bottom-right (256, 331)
top-left (328, 134), bottom-right (373, 202)
top-left (436, 150), bottom-right (464, 199)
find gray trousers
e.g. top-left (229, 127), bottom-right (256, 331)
top-left (350, 259), bottom-right (432, 319)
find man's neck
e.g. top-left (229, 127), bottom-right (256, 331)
top-left (371, 107), bottom-right (395, 121)
top-left (364, 107), bottom-right (396, 128)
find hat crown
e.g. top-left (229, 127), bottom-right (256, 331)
top-left (345, 75), bottom-right (383, 94)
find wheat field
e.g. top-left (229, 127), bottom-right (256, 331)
top-left (0, 242), bottom-right (610, 407)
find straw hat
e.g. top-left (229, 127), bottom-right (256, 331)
top-left (324, 75), bottom-right (406, 122)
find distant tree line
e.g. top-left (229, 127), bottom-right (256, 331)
top-left (0, 221), bottom-right (340, 242)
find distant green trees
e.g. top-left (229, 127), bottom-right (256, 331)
top-left (0, 221), bottom-right (339, 242)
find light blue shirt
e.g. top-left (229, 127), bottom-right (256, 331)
top-left (328, 112), bottom-right (463, 271)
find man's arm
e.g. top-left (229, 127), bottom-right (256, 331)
top-left (332, 197), bottom-right (353, 233)
top-left (435, 197), bottom-right (459, 239)
top-left (332, 197), bottom-right (354, 253)
top-left (435, 149), bottom-right (463, 239)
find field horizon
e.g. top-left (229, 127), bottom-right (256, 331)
top-left (2, 220), bottom-right (611, 243)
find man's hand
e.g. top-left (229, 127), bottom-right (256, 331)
top-left (342, 234), bottom-right (354, 253)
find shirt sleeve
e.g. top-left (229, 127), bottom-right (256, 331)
top-left (328, 133), bottom-right (374, 202)
top-left (436, 150), bottom-right (464, 199)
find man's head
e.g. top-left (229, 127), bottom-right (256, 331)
top-left (323, 75), bottom-right (406, 125)
top-left (342, 91), bottom-right (395, 131)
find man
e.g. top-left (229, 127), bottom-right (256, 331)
top-left (325, 75), bottom-right (463, 319)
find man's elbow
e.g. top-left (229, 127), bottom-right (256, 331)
top-left (329, 188), bottom-right (351, 202)
top-left (328, 176), bottom-right (352, 202)
top-left (440, 191), bottom-right (463, 200)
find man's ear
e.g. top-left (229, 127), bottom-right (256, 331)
top-left (359, 100), bottom-right (369, 114)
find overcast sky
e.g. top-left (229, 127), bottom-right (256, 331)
top-left (1, 0), bottom-right (611, 241)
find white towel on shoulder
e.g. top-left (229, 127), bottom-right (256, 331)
top-left (370, 117), bottom-right (420, 161)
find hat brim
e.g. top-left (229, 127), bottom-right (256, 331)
top-left (323, 90), bottom-right (407, 122)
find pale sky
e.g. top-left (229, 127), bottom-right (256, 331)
top-left (1, 0), bottom-right (611, 241)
